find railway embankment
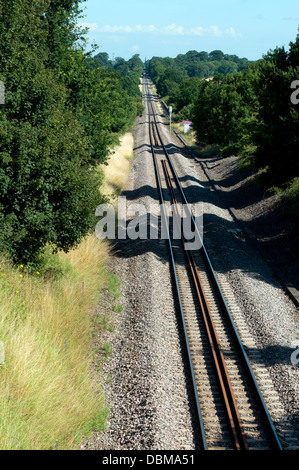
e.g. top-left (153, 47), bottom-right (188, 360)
top-left (83, 80), bottom-right (299, 450)
top-left (177, 134), bottom-right (299, 308)
top-left (169, 130), bottom-right (299, 449)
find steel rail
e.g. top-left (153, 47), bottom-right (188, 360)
top-left (162, 158), bottom-right (248, 450)
top-left (146, 84), bottom-right (208, 450)
top-left (145, 77), bottom-right (283, 450)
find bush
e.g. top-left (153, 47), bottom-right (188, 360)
top-left (0, 1), bottom-right (142, 263)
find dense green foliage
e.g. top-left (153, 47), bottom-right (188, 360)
top-left (149, 37), bottom-right (299, 192)
top-left (91, 52), bottom-right (144, 127)
top-left (90, 52), bottom-right (144, 132)
top-left (147, 50), bottom-right (254, 119)
top-left (0, 0), bottom-right (143, 262)
top-left (191, 35), bottom-right (299, 188)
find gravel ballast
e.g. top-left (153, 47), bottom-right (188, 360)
top-left (82, 106), bottom-right (197, 450)
top-left (82, 93), bottom-right (299, 450)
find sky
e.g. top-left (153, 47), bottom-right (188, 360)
top-left (78, 0), bottom-right (299, 61)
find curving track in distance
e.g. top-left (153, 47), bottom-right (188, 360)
top-left (143, 74), bottom-right (283, 451)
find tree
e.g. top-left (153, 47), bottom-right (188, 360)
top-left (92, 52), bottom-right (112, 69)
top-left (217, 61), bottom-right (238, 75)
top-left (209, 50), bottom-right (224, 61)
top-left (289, 28), bottom-right (299, 67)
top-left (190, 32), bottom-right (299, 190)
top-left (176, 77), bottom-right (202, 112)
top-left (0, 0), bottom-right (104, 262)
top-left (251, 46), bottom-right (299, 185)
top-left (191, 71), bottom-right (258, 154)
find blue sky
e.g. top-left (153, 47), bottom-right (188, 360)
top-left (78, 0), bottom-right (299, 61)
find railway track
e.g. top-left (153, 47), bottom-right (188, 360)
top-left (144, 76), bottom-right (283, 450)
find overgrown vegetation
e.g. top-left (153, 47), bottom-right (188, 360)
top-left (0, 0), bottom-right (143, 263)
top-left (0, 0), bottom-right (141, 450)
top-left (0, 120), bottom-right (134, 450)
top-left (0, 235), bottom-right (110, 449)
top-left (147, 49), bottom-right (254, 120)
top-left (148, 34), bottom-right (299, 205)
top-left (100, 133), bottom-right (135, 199)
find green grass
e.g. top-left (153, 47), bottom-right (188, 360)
top-left (271, 177), bottom-right (299, 216)
top-left (107, 272), bottom-right (122, 301)
top-left (171, 122), bottom-right (221, 157)
top-left (107, 272), bottom-right (124, 313)
top-left (0, 235), bottom-right (110, 450)
top-left (103, 342), bottom-right (112, 362)
top-left (195, 144), bottom-right (221, 157)
top-left (0, 122), bottom-right (133, 451)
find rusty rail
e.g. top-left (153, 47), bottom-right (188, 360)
top-left (145, 76), bottom-right (283, 450)
top-left (162, 159), bottom-right (248, 450)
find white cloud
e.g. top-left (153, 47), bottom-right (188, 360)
top-left (135, 25), bottom-right (157, 33)
top-left (99, 25), bottom-right (132, 33)
top-left (96, 23), bottom-right (242, 38)
top-left (223, 27), bottom-right (243, 38)
top-left (130, 45), bottom-right (140, 53)
top-left (283, 15), bottom-right (299, 20)
top-left (206, 25), bottom-right (222, 37)
top-left (162, 24), bottom-right (185, 35)
top-left (189, 26), bottom-right (205, 36)
top-left (78, 22), bottom-right (98, 32)
top-left (99, 24), bottom-right (157, 33)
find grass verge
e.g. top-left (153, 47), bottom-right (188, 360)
top-left (0, 236), bottom-right (110, 450)
top-left (271, 177), bottom-right (299, 218)
top-left (101, 133), bottom-right (134, 202)
top-left (0, 132), bottom-right (134, 450)
top-left (171, 122), bottom-right (220, 157)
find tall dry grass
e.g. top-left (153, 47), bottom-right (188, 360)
top-left (0, 236), bottom-right (110, 449)
top-left (101, 132), bottom-right (134, 201)
top-left (0, 131), bottom-right (134, 450)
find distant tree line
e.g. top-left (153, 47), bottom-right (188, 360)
top-left (0, 0), bottom-right (144, 263)
top-left (90, 52), bottom-right (144, 125)
top-left (148, 38), bottom-right (299, 196)
top-left (147, 49), bottom-right (254, 119)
